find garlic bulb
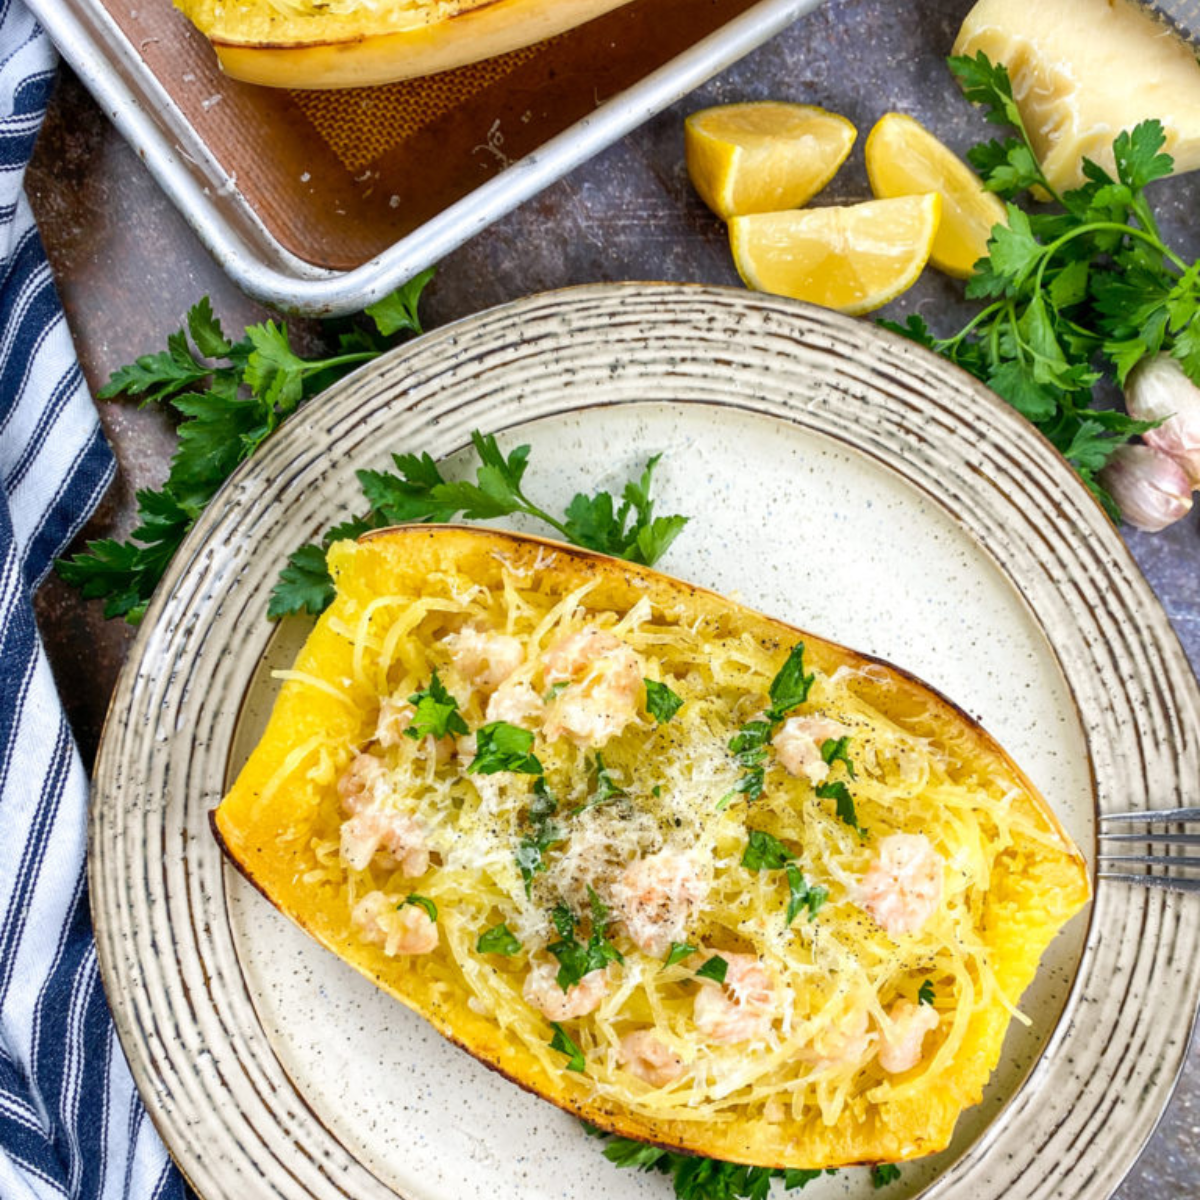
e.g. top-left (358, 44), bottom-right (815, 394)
top-left (1124, 355), bottom-right (1200, 487)
top-left (1098, 443), bottom-right (1194, 532)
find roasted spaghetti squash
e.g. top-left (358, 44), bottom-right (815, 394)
top-left (215, 525), bottom-right (1090, 1168)
top-left (175, 0), bottom-right (637, 89)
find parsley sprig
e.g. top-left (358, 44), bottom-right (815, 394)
top-left (56, 274), bottom-right (434, 623)
top-left (741, 830), bottom-right (828, 924)
top-left (883, 52), bottom-right (1188, 518)
top-left (583, 1124), bottom-right (839, 1199)
top-left (722, 644), bottom-right (815, 806)
top-left (405, 670), bottom-right (468, 741)
top-left (269, 434), bottom-right (689, 619)
top-left (515, 778), bottom-right (561, 896)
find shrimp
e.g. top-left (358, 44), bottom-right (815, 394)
top-left (485, 679), bottom-right (544, 728)
top-left (610, 850), bottom-right (709, 957)
top-left (340, 809), bottom-right (430, 875)
top-left (693, 954), bottom-right (776, 1045)
top-left (351, 892), bottom-right (439, 956)
top-left (876, 999), bottom-right (939, 1074)
top-left (541, 627), bottom-right (644, 748)
top-left (618, 1030), bottom-right (686, 1087)
top-left (374, 698), bottom-right (414, 749)
top-left (799, 1005), bottom-right (874, 1072)
top-left (522, 959), bottom-right (610, 1021)
top-left (337, 753), bottom-right (389, 812)
top-left (444, 625), bottom-right (524, 690)
top-left (772, 715), bottom-right (852, 785)
top-left (543, 627), bottom-right (622, 683)
top-left (858, 833), bottom-right (944, 937)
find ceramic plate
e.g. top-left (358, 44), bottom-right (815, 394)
top-left (91, 284), bottom-right (1200, 1200)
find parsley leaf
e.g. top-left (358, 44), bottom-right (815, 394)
top-left (547, 888), bottom-right (623, 991)
top-left (918, 979), bottom-right (935, 1006)
top-left (645, 678), bottom-right (684, 724)
top-left (476, 923), bottom-right (522, 956)
top-left (548, 1023), bottom-right (586, 1072)
top-left (695, 955), bottom-right (729, 984)
top-left (741, 829), bottom-right (794, 871)
top-left (586, 1125), bottom-right (839, 1198)
top-left (820, 736), bottom-right (855, 778)
top-left (400, 894), bottom-right (437, 922)
top-left (405, 670), bottom-right (469, 741)
top-left (573, 753), bottom-right (627, 814)
top-left (516, 778), bottom-right (561, 896)
top-left (364, 267), bottom-right (435, 337)
top-left (871, 1165), bottom-right (902, 1189)
top-left (816, 780), bottom-right (866, 836)
top-left (767, 644), bottom-right (816, 719)
top-left (663, 941), bottom-right (697, 969)
top-left (785, 864), bottom-right (828, 925)
top-left (58, 277), bottom-right (436, 623)
top-left (468, 722), bottom-right (543, 775)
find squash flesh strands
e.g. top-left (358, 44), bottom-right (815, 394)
top-left (215, 526), bottom-right (1089, 1169)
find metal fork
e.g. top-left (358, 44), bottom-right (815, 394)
top-left (1099, 807), bottom-right (1200, 892)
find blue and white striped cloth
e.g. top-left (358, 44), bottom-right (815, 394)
top-left (0, 4), bottom-right (186, 1196)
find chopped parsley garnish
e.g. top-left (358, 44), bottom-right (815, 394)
top-left (516, 777), bottom-right (561, 896)
top-left (468, 721), bottom-right (543, 775)
top-left (743, 832), bottom-right (827, 924)
top-left (741, 829), bottom-right (795, 871)
top-left (572, 753), bottom-right (627, 815)
top-left (549, 1022), bottom-right (586, 1072)
top-left (871, 1164), bottom-right (902, 1189)
top-left (721, 643), bottom-right (815, 806)
top-left (785, 864), bottom-right (828, 925)
top-left (547, 889), bottom-right (623, 991)
top-left (400, 894), bottom-right (437, 922)
top-left (816, 780), bottom-right (866, 836)
top-left (918, 979), bottom-right (935, 1006)
top-left (404, 670), bottom-right (468, 741)
top-left (820, 735), bottom-right (855, 779)
top-left (543, 680), bottom-right (569, 703)
top-left (695, 955), bottom-right (729, 984)
top-left (584, 1123), bottom-right (839, 1197)
top-left (476, 923), bottom-right (522, 956)
top-left (663, 941), bottom-right (697, 969)
top-left (645, 678), bottom-right (684, 724)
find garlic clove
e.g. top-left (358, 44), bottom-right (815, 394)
top-left (1124, 355), bottom-right (1200, 488)
top-left (1098, 443), bottom-right (1194, 532)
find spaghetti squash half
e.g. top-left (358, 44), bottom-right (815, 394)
top-left (215, 525), bottom-right (1090, 1168)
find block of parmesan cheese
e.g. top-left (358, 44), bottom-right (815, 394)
top-left (954, 0), bottom-right (1200, 191)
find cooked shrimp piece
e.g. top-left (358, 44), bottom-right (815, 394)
top-left (610, 850), bottom-right (709, 957)
top-left (340, 808), bottom-right (430, 875)
top-left (445, 625), bottom-right (523, 690)
top-left (543, 627), bottom-right (623, 683)
top-left (799, 1005), bottom-right (874, 1072)
top-left (693, 954), bottom-right (776, 1045)
top-left (618, 1030), bottom-right (686, 1087)
top-left (522, 959), bottom-right (610, 1021)
top-left (485, 679), bottom-right (544, 728)
top-left (772, 715), bottom-right (852, 785)
top-left (876, 999), bottom-right (939, 1074)
top-left (858, 833), bottom-right (944, 936)
top-left (351, 892), bottom-right (439, 956)
top-left (374, 698), bottom-right (414, 749)
top-left (541, 629), bottom-right (644, 748)
top-left (337, 753), bottom-right (389, 812)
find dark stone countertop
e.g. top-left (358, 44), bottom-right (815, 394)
top-left (26, 0), bottom-right (1200, 1194)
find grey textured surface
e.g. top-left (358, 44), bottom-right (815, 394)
top-left (26, 0), bottom-right (1200, 1195)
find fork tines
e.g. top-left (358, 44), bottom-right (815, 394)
top-left (1099, 807), bottom-right (1200, 893)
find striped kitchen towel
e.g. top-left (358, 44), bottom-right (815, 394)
top-left (0, 2), bottom-right (186, 1197)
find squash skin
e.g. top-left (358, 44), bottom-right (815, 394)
top-left (178, 0), bottom-right (637, 89)
top-left (214, 525), bottom-right (1090, 1168)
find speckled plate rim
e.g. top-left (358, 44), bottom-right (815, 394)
top-left (89, 282), bottom-right (1200, 1200)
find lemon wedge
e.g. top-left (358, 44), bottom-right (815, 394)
top-left (728, 194), bottom-right (942, 315)
top-left (865, 112), bottom-right (1006, 279)
top-left (686, 102), bottom-right (857, 221)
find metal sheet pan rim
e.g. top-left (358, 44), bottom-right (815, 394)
top-left (30, 0), bottom-right (825, 316)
